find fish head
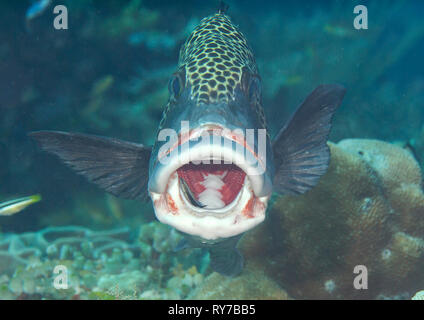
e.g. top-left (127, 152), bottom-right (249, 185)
top-left (28, 11), bottom-right (345, 277)
top-left (148, 66), bottom-right (274, 241)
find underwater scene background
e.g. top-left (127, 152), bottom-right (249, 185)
top-left (1, 0), bottom-right (424, 299)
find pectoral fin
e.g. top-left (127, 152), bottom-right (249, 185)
top-left (208, 235), bottom-right (243, 277)
top-left (173, 238), bottom-right (191, 252)
top-left (272, 84), bottom-right (346, 194)
top-left (176, 234), bottom-right (244, 277)
top-left (29, 131), bottom-right (151, 201)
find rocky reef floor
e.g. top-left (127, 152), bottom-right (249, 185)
top-left (0, 222), bottom-right (208, 300)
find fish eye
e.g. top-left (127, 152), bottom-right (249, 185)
top-left (169, 73), bottom-right (184, 98)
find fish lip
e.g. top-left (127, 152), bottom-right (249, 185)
top-left (148, 123), bottom-right (272, 240)
top-left (148, 124), bottom-right (273, 198)
top-left (150, 170), bottom-right (269, 240)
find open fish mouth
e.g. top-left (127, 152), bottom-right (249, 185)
top-left (178, 162), bottom-right (245, 210)
top-left (148, 125), bottom-right (272, 240)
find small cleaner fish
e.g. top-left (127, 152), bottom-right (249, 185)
top-left (0, 194), bottom-right (42, 216)
top-left (30, 5), bottom-right (345, 276)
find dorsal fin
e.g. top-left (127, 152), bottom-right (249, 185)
top-left (218, 1), bottom-right (229, 14)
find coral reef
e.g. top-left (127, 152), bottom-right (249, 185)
top-left (411, 125), bottom-right (424, 169)
top-left (239, 139), bottom-right (424, 299)
top-left (412, 290), bottom-right (424, 300)
top-left (0, 222), bottom-right (208, 300)
top-left (189, 262), bottom-right (290, 300)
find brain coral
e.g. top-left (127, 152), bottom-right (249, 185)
top-left (239, 139), bottom-right (424, 299)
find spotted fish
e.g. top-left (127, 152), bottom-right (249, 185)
top-left (30, 6), bottom-right (346, 276)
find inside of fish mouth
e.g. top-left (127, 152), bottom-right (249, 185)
top-left (176, 161), bottom-right (246, 210)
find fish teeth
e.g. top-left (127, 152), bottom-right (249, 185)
top-left (199, 173), bottom-right (226, 209)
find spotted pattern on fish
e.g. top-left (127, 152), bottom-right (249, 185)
top-left (157, 12), bottom-right (268, 135)
top-left (179, 13), bottom-right (258, 104)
